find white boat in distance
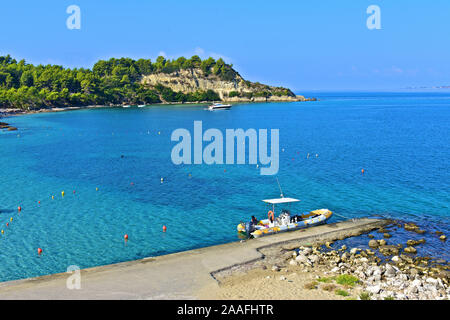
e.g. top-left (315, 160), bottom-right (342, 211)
top-left (208, 102), bottom-right (232, 110)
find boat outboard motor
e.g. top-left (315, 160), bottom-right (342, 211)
top-left (245, 221), bottom-right (257, 234)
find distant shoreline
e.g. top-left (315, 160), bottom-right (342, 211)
top-left (0, 98), bottom-right (315, 119)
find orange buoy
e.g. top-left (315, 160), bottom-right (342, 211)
top-left (38, 201), bottom-right (41, 204)
top-left (6, 223), bottom-right (9, 227)
top-left (18, 206), bottom-right (21, 212)
top-left (124, 234), bottom-right (129, 240)
top-left (163, 225), bottom-right (167, 232)
top-left (37, 248), bottom-right (42, 255)
top-left (361, 169), bottom-right (365, 175)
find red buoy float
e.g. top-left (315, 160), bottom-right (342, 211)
top-left (124, 234), bottom-right (128, 240)
top-left (37, 248), bottom-right (42, 255)
top-left (163, 225), bottom-right (167, 232)
top-left (361, 169), bottom-right (365, 175)
top-left (18, 206), bottom-right (21, 212)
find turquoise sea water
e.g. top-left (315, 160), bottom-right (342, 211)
top-left (0, 92), bottom-right (449, 282)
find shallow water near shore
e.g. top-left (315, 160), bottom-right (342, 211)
top-left (0, 92), bottom-right (449, 282)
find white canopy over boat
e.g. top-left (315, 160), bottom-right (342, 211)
top-left (262, 197), bottom-right (300, 204)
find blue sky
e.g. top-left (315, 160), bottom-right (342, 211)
top-left (1, 0), bottom-right (449, 91)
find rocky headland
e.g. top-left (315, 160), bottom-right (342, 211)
top-left (141, 68), bottom-right (312, 103)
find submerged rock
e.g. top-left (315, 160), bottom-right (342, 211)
top-left (407, 239), bottom-right (420, 246)
top-left (404, 246), bottom-right (418, 254)
top-left (369, 240), bottom-right (379, 248)
top-left (379, 245), bottom-right (400, 256)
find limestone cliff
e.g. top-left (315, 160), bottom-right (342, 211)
top-left (141, 68), bottom-right (310, 102)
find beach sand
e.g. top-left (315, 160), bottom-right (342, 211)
top-left (197, 267), bottom-right (349, 300)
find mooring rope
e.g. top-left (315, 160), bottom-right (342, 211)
top-left (333, 212), bottom-right (358, 222)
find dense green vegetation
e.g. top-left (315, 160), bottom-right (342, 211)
top-left (0, 54), bottom-right (232, 110)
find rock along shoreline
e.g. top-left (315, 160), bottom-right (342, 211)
top-left (209, 220), bottom-right (449, 300)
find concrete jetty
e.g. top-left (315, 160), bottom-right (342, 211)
top-left (0, 218), bottom-right (387, 299)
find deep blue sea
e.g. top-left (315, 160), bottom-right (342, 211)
top-left (0, 92), bottom-right (449, 282)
